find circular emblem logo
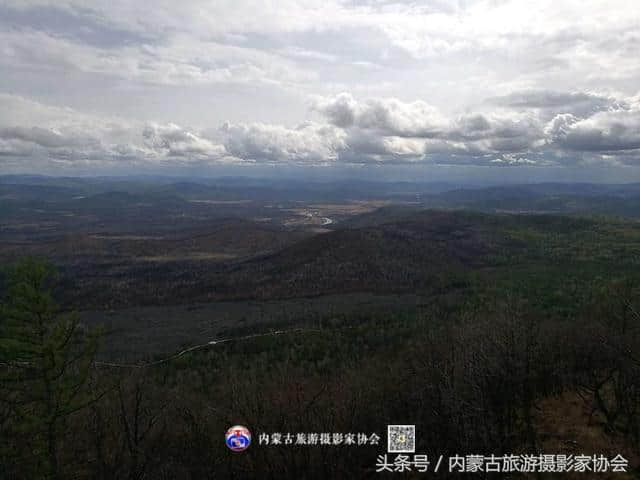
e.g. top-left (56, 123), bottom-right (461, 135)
top-left (225, 425), bottom-right (252, 452)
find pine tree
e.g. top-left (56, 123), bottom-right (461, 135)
top-left (0, 257), bottom-right (101, 479)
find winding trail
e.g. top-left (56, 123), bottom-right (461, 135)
top-left (94, 327), bottom-right (323, 368)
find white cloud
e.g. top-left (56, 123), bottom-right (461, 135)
top-left (310, 93), bottom-right (546, 162)
top-left (546, 103), bottom-right (640, 153)
top-left (1, 0), bottom-right (640, 174)
top-left (0, 95), bottom-right (232, 167)
top-left (142, 123), bottom-right (228, 160)
top-left (4, 90), bottom-right (640, 170)
top-left (0, 29), bottom-right (313, 88)
top-left (312, 92), bottom-right (446, 136)
top-left (221, 121), bottom-right (347, 164)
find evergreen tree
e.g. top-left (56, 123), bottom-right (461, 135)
top-left (0, 258), bottom-right (100, 479)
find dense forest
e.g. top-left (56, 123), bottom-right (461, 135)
top-left (3, 180), bottom-right (640, 478)
top-left (2, 246), bottom-right (640, 478)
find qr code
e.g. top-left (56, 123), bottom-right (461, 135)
top-left (387, 425), bottom-right (415, 453)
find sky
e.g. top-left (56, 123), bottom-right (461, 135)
top-left (0, 0), bottom-right (639, 182)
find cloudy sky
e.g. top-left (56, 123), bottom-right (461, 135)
top-left (1, 0), bottom-right (639, 181)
